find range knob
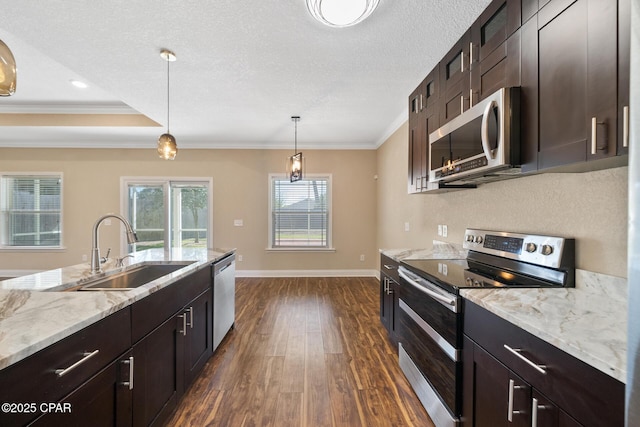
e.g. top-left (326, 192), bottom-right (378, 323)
top-left (525, 242), bottom-right (537, 253)
top-left (540, 244), bottom-right (554, 256)
top-left (466, 234), bottom-right (474, 242)
top-left (475, 235), bottom-right (484, 244)
top-left (465, 277), bottom-right (473, 286)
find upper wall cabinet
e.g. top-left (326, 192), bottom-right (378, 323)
top-left (469, 0), bottom-right (522, 105)
top-left (408, 66), bottom-right (439, 193)
top-left (439, 33), bottom-right (471, 126)
top-left (521, 0), bottom-right (621, 172)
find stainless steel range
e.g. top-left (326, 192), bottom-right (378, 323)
top-left (396, 229), bottom-right (575, 427)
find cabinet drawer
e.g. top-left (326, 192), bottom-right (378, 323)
top-left (131, 266), bottom-right (210, 343)
top-left (0, 308), bottom-right (132, 427)
top-left (380, 254), bottom-right (399, 282)
top-left (464, 300), bottom-right (624, 427)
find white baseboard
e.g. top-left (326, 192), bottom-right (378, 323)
top-left (236, 269), bottom-right (378, 278)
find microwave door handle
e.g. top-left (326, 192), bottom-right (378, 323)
top-left (481, 100), bottom-right (497, 160)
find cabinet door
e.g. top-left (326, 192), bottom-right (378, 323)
top-left (470, 0), bottom-right (522, 105)
top-left (379, 273), bottom-right (392, 332)
top-left (439, 32), bottom-right (471, 125)
top-left (408, 87), bottom-right (422, 193)
top-left (523, 0), bottom-right (618, 170)
top-left (183, 288), bottom-right (213, 387)
top-left (132, 315), bottom-right (185, 427)
top-left (30, 353), bottom-right (133, 427)
top-left (471, 341), bottom-right (531, 427)
top-left (617, 0), bottom-right (630, 155)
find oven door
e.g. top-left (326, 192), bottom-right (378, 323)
top-left (397, 267), bottom-right (462, 425)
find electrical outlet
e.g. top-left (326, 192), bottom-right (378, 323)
top-left (104, 218), bottom-right (111, 226)
top-left (404, 222), bottom-right (410, 232)
top-left (438, 224), bottom-right (443, 236)
top-left (238, 254), bottom-right (243, 262)
top-left (442, 225), bottom-right (448, 237)
top-left (360, 254), bottom-right (365, 262)
top-left (234, 219), bottom-right (243, 227)
top-left (82, 254), bottom-right (87, 262)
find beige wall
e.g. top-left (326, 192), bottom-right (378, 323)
top-left (376, 122), bottom-right (629, 277)
top-left (0, 148), bottom-right (377, 274)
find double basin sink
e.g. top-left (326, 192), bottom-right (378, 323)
top-left (75, 262), bottom-right (195, 291)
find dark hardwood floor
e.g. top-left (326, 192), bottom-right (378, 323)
top-left (166, 277), bottom-right (434, 427)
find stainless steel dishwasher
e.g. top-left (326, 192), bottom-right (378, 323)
top-left (212, 253), bottom-right (235, 350)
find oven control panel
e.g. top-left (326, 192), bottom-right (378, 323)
top-left (463, 228), bottom-right (573, 269)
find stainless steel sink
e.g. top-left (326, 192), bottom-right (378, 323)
top-left (78, 262), bottom-right (194, 291)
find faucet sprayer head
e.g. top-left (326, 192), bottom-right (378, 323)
top-left (126, 230), bottom-right (139, 244)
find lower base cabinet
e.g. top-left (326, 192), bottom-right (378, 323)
top-left (462, 301), bottom-right (624, 427)
top-left (0, 263), bottom-right (225, 427)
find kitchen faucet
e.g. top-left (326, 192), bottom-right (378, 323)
top-left (91, 214), bottom-right (138, 274)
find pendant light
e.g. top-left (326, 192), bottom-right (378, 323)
top-left (157, 49), bottom-right (178, 160)
top-left (0, 39), bottom-right (17, 96)
top-left (288, 116), bottom-right (303, 182)
top-left (306, 0), bottom-right (380, 28)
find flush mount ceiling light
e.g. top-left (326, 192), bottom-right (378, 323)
top-left (69, 79), bottom-right (88, 89)
top-left (157, 49), bottom-right (178, 160)
top-left (306, 0), bottom-right (380, 28)
top-left (288, 116), bottom-right (303, 182)
top-left (0, 39), bottom-right (17, 96)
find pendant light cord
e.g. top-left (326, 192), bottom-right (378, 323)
top-left (166, 57), bottom-right (170, 133)
top-left (294, 119), bottom-right (297, 154)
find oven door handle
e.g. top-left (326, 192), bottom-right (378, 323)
top-left (399, 268), bottom-right (459, 312)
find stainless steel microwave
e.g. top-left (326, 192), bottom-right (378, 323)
top-left (428, 87), bottom-right (521, 185)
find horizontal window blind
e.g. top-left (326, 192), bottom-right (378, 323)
top-left (1, 175), bottom-right (62, 247)
top-left (271, 177), bottom-right (329, 248)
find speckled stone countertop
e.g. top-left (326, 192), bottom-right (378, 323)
top-left (0, 248), bottom-right (234, 370)
top-left (462, 270), bottom-right (627, 383)
top-left (381, 244), bottom-right (627, 383)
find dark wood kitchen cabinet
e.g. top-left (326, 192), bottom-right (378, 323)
top-left (0, 308), bottom-right (132, 427)
top-left (408, 66), bottom-right (439, 193)
top-left (439, 32), bottom-right (471, 125)
top-left (469, 0), bottom-right (522, 106)
top-left (520, 0), bottom-right (619, 171)
top-left (131, 268), bottom-right (213, 427)
top-left (462, 301), bottom-right (624, 427)
top-left (379, 254), bottom-right (400, 343)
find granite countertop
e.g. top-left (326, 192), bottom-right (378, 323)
top-left (0, 248), bottom-right (235, 370)
top-left (381, 244), bottom-right (627, 383)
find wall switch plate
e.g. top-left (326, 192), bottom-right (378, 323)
top-left (442, 225), bottom-right (448, 237)
top-left (104, 218), bottom-right (111, 226)
top-left (360, 254), bottom-right (365, 262)
top-left (238, 254), bottom-right (243, 262)
top-left (405, 222), bottom-right (410, 232)
top-left (234, 219), bottom-right (243, 227)
top-left (438, 224), bottom-right (443, 236)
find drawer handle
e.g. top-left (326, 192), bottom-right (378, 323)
top-left (55, 349), bottom-right (100, 377)
top-left (187, 307), bottom-right (194, 329)
top-left (504, 344), bottom-right (547, 375)
top-left (179, 314), bottom-right (187, 336)
top-left (383, 264), bottom-right (395, 270)
top-left (623, 106), bottom-right (629, 148)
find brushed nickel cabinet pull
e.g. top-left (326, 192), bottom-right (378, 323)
top-left (383, 264), bottom-right (395, 270)
top-left (507, 379), bottom-right (524, 421)
top-left (469, 42), bottom-right (473, 65)
top-left (121, 356), bottom-right (134, 390)
top-left (532, 397), bottom-right (539, 427)
top-left (55, 349), bottom-right (100, 377)
top-left (186, 307), bottom-right (194, 329)
top-left (591, 117), bottom-right (598, 154)
top-left (179, 314), bottom-right (187, 336)
top-left (624, 106), bottom-right (629, 148)
top-left (460, 95), bottom-right (464, 113)
top-left (504, 344), bottom-right (547, 374)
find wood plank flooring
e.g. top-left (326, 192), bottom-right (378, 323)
top-left (166, 277), bottom-right (435, 427)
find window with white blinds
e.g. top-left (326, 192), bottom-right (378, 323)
top-left (270, 175), bottom-right (331, 248)
top-left (0, 174), bottom-right (62, 248)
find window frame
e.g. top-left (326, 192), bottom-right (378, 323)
top-left (267, 173), bottom-right (334, 252)
top-left (0, 172), bottom-right (64, 251)
top-left (120, 177), bottom-right (213, 254)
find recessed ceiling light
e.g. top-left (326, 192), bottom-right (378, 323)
top-left (69, 79), bottom-right (88, 89)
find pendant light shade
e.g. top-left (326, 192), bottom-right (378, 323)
top-left (157, 49), bottom-right (177, 160)
top-left (288, 116), bottom-right (303, 182)
top-left (0, 39), bottom-right (17, 96)
top-left (306, 0), bottom-right (380, 28)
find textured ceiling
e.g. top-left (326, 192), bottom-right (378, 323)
top-left (0, 0), bottom-right (491, 150)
